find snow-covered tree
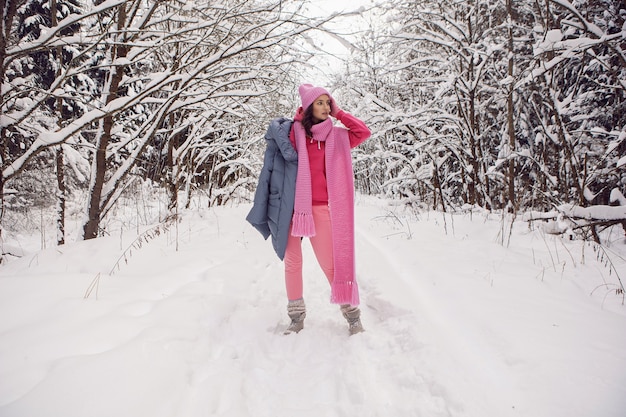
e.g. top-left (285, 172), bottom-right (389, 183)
top-left (2, 0), bottom-right (91, 247)
top-left (519, 0), bottom-right (626, 209)
top-left (353, 0), bottom-right (515, 209)
top-left (2, 0), bottom-right (346, 245)
top-left (344, 0), bottom-right (624, 214)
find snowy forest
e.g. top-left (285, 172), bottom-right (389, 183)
top-left (1, 0), bottom-right (625, 254)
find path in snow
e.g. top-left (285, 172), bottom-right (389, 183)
top-left (354, 208), bottom-right (519, 416)
top-left (0, 201), bottom-right (625, 417)
top-left (0, 204), bottom-right (455, 417)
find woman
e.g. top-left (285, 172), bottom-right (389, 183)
top-left (247, 83), bottom-right (371, 335)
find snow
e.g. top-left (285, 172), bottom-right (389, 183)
top-left (1, 196), bottom-right (625, 417)
top-left (545, 29), bottom-right (563, 44)
top-left (522, 204), bottom-right (626, 222)
top-left (611, 189), bottom-right (626, 206)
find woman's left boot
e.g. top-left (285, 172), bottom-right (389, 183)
top-left (284, 298), bottom-right (306, 335)
top-left (340, 304), bottom-right (364, 335)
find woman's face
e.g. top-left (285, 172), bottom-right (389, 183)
top-left (311, 94), bottom-right (331, 122)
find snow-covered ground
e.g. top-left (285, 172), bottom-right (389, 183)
top-left (1, 196), bottom-right (625, 417)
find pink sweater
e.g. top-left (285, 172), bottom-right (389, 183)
top-left (290, 110), bottom-right (370, 205)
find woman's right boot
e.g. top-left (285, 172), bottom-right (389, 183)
top-left (284, 298), bottom-right (306, 335)
top-left (340, 304), bottom-right (364, 335)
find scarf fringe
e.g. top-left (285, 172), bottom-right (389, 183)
top-left (291, 212), bottom-right (316, 237)
top-left (330, 280), bottom-right (360, 306)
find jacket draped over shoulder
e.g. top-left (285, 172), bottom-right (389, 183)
top-left (246, 117), bottom-right (297, 260)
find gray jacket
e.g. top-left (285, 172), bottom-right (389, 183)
top-left (246, 117), bottom-right (297, 260)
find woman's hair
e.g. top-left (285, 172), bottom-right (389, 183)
top-left (301, 105), bottom-right (316, 138)
top-left (301, 101), bottom-right (333, 137)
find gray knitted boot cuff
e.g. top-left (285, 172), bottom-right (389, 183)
top-left (284, 299), bottom-right (306, 334)
top-left (340, 304), bottom-right (364, 335)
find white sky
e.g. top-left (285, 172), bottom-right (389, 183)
top-left (297, 0), bottom-right (379, 85)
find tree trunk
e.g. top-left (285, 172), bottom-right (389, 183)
top-left (55, 146), bottom-right (66, 245)
top-left (466, 13), bottom-right (481, 208)
top-left (506, 0), bottom-right (516, 212)
top-left (83, 3), bottom-right (128, 239)
top-left (83, 119), bottom-right (111, 239)
top-left (1, 0), bottom-right (21, 261)
top-left (51, 0), bottom-right (66, 245)
top-left (432, 159), bottom-right (446, 213)
top-left (468, 90), bottom-right (480, 207)
top-left (166, 114), bottom-right (179, 211)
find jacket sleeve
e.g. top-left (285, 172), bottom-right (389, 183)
top-left (245, 137), bottom-right (276, 240)
top-left (335, 110), bottom-right (371, 148)
top-left (289, 124), bottom-right (297, 150)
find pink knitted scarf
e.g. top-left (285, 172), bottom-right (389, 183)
top-left (291, 118), bottom-right (360, 306)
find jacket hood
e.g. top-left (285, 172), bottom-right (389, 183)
top-left (266, 117), bottom-right (297, 162)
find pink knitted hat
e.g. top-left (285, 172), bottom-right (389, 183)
top-left (298, 83), bottom-right (331, 110)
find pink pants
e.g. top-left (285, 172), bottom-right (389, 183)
top-left (284, 205), bottom-right (334, 301)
